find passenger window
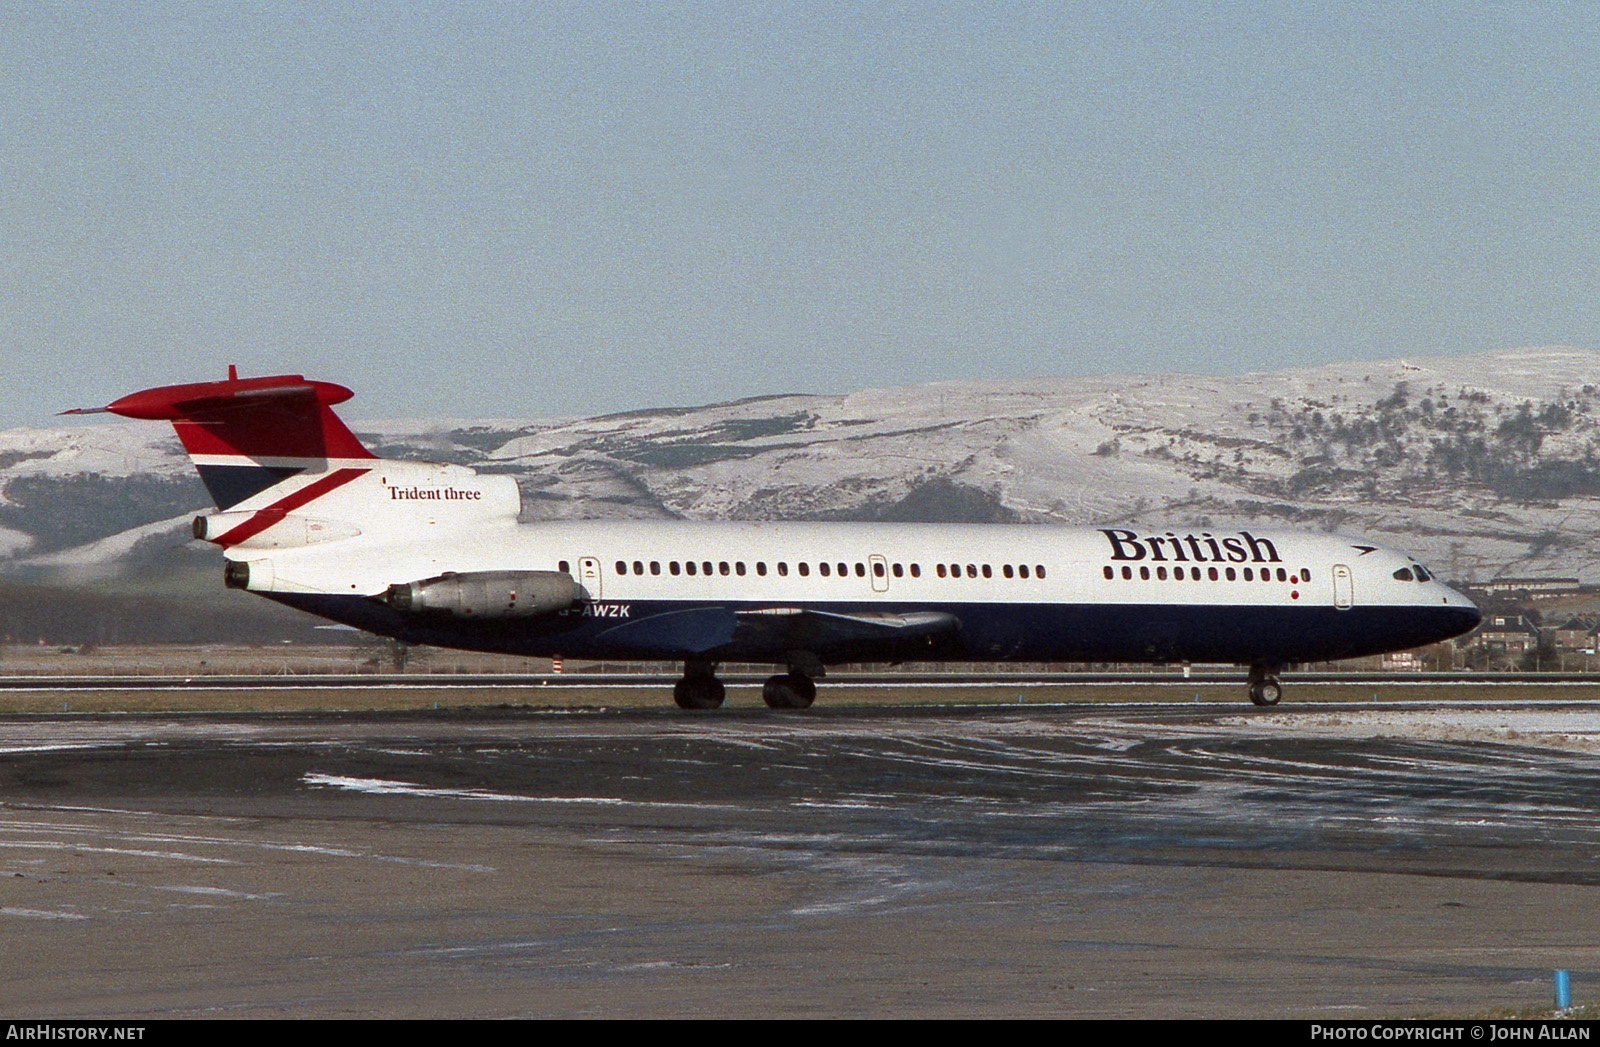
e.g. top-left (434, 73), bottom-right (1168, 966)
top-left (874, 562), bottom-right (886, 578)
top-left (756, 562), bottom-right (766, 576)
top-left (1208, 567), bottom-right (1219, 581)
top-left (937, 563), bottom-right (948, 578)
top-left (1121, 565), bottom-right (1132, 580)
top-left (966, 564), bottom-right (977, 578)
top-left (686, 561), bottom-right (697, 576)
top-left (559, 561), bottom-right (570, 574)
top-left (1225, 567), bottom-right (1236, 581)
top-left (798, 563), bottom-right (810, 577)
top-left (1276, 568), bottom-right (1287, 581)
top-left (1103, 566), bottom-right (1114, 580)
top-left (1036, 565), bottom-right (1046, 579)
top-left (910, 564), bottom-right (921, 578)
top-left (719, 562), bottom-right (730, 576)
top-left (670, 561), bottom-right (680, 575)
top-left (777, 562), bottom-right (788, 577)
top-left (1157, 566), bottom-right (1167, 580)
top-left (1139, 566), bottom-right (1150, 580)
top-left (703, 561), bottom-right (713, 576)
top-left (1174, 566), bottom-right (1185, 580)
top-left (615, 561), bottom-right (627, 574)
top-left (1393, 567), bottom-right (1414, 581)
top-left (892, 563), bottom-right (903, 578)
top-left (1003, 565), bottom-right (1013, 579)
top-left (1019, 565), bottom-right (1029, 579)
top-left (820, 562), bottom-right (831, 577)
top-left (855, 563), bottom-right (865, 577)
top-left (1243, 567), bottom-right (1253, 581)
top-left (633, 561), bottom-right (644, 575)
top-left (736, 562), bottom-right (746, 576)
top-left (839, 562), bottom-right (849, 577)
top-left (651, 561), bottom-right (661, 576)
top-left (1303, 567), bottom-right (1314, 582)
top-left (982, 565), bottom-right (992, 579)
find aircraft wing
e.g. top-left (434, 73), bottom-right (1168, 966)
top-left (736, 607), bottom-right (957, 645)
top-left (593, 605), bottom-right (959, 661)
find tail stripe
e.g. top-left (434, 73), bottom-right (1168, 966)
top-left (214, 468), bottom-right (370, 548)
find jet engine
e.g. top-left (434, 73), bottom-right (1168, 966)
top-left (385, 570), bottom-right (580, 619)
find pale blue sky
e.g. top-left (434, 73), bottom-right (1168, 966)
top-left (3, 3), bottom-right (1597, 425)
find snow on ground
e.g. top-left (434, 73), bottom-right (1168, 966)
top-left (1210, 708), bottom-right (1600, 753)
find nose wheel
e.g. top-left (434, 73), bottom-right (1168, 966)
top-left (1247, 663), bottom-right (1282, 706)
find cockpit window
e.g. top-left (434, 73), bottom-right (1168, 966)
top-left (1393, 567), bottom-right (1415, 581)
top-left (1413, 564), bottom-right (1432, 581)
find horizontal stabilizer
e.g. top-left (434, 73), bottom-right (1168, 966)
top-left (81, 368), bottom-right (375, 509)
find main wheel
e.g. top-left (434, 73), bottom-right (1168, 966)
top-left (761, 672), bottom-right (816, 710)
top-left (673, 676), bottom-right (726, 710)
top-left (1248, 677), bottom-right (1283, 707)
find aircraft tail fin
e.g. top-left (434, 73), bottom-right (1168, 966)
top-left (72, 367), bottom-right (376, 510)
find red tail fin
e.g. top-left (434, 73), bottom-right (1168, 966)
top-left (76, 369), bottom-right (376, 510)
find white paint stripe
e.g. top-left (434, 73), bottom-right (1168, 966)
top-left (0, 744), bottom-right (101, 754)
top-left (139, 884), bottom-right (278, 900)
top-left (0, 840), bottom-right (233, 863)
top-left (0, 907), bottom-right (88, 920)
top-left (303, 771), bottom-right (737, 809)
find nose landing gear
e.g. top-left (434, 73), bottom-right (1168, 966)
top-left (1247, 663), bottom-right (1283, 707)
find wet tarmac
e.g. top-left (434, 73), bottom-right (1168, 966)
top-left (4, 700), bottom-right (1600, 1017)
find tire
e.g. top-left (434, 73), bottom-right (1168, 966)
top-left (1248, 677), bottom-right (1283, 707)
top-left (762, 672), bottom-right (816, 710)
top-left (673, 676), bottom-right (726, 710)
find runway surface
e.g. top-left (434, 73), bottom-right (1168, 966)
top-left (4, 700), bottom-right (1600, 1017)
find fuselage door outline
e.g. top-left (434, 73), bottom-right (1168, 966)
top-left (869, 554), bottom-right (889, 593)
top-left (578, 557), bottom-right (602, 601)
top-left (1332, 563), bottom-right (1353, 610)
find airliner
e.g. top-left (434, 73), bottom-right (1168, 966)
top-left (72, 370), bottom-right (1482, 709)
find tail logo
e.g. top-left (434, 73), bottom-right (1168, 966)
top-left (209, 468), bottom-right (370, 547)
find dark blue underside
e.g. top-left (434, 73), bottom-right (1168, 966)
top-left (264, 593), bottom-right (1482, 667)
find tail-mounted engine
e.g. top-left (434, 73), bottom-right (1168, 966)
top-left (385, 570), bottom-right (581, 619)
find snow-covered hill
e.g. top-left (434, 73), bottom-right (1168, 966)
top-left (9, 346), bottom-right (1600, 584)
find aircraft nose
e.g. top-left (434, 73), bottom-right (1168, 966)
top-left (1440, 586), bottom-right (1482, 636)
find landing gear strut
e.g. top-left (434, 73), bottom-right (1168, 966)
top-left (761, 670), bottom-right (817, 710)
top-left (673, 660), bottom-right (725, 710)
top-left (1247, 662), bottom-right (1282, 707)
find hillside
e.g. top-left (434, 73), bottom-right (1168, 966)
top-left (6, 347), bottom-right (1600, 610)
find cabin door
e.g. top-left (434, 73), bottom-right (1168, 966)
top-left (869, 554), bottom-right (889, 593)
top-left (577, 557), bottom-right (603, 600)
top-left (1332, 564), bottom-right (1353, 610)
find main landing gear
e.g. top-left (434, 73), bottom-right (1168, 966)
top-left (761, 671), bottom-right (816, 710)
top-left (673, 660), bottom-right (725, 710)
top-left (672, 655), bottom-right (823, 711)
top-left (1247, 662), bottom-right (1283, 707)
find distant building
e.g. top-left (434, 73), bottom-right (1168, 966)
top-left (1552, 617), bottom-right (1597, 653)
top-left (1468, 577), bottom-right (1582, 598)
top-left (1464, 614), bottom-right (1541, 661)
top-left (1381, 650), bottom-right (1422, 672)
